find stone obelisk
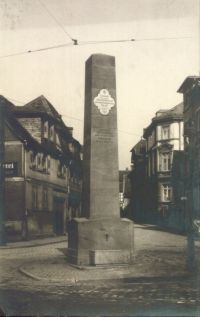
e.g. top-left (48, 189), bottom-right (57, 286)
top-left (68, 54), bottom-right (134, 266)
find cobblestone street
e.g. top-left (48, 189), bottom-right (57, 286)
top-left (0, 224), bottom-right (199, 316)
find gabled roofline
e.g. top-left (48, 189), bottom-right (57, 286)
top-left (1, 96), bottom-right (41, 150)
top-left (1, 94), bottom-right (82, 161)
top-left (177, 76), bottom-right (200, 93)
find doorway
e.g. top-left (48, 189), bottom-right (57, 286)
top-left (53, 197), bottom-right (65, 235)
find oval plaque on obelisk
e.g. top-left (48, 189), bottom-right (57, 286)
top-left (94, 89), bottom-right (115, 115)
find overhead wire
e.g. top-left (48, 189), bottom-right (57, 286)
top-left (0, 42), bottom-right (73, 59)
top-left (0, 39), bottom-right (133, 59)
top-left (134, 36), bottom-right (193, 42)
top-left (38, 0), bottom-right (75, 43)
top-left (51, 114), bottom-right (141, 137)
top-left (0, 0), bottom-right (195, 59)
top-left (1, 4), bottom-right (190, 140)
top-left (4, 96), bottom-right (141, 137)
top-left (0, 36), bottom-right (195, 59)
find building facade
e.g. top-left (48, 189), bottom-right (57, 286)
top-left (1, 95), bottom-right (82, 241)
top-left (130, 103), bottom-right (185, 229)
top-left (178, 76), bottom-right (200, 229)
top-left (144, 103), bottom-right (184, 227)
top-left (129, 139), bottom-right (147, 222)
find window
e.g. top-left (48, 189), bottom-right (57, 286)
top-left (55, 133), bottom-right (61, 148)
top-left (162, 184), bottom-right (172, 202)
top-left (30, 152), bottom-right (34, 163)
top-left (42, 155), bottom-right (46, 168)
top-left (68, 143), bottom-right (74, 153)
top-left (37, 154), bottom-right (41, 167)
top-left (159, 152), bottom-right (171, 171)
top-left (32, 185), bottom-right (38, 209)
top-left (30, 151), bottom-right (36, 169)
top-left (161, 125), bottom-right (170, 140)
top-left (57, 162), bottom-right (67, 178)
top-left (47, 156), bottom-right (51, 171)
top-left (152, 151), bottom-right (155, 174)
top-left (43, 187), bottom-right (48, 210)
top-left (49, 125), bottom-right (54, 142)
top-left (148, 155), bottom-right (151, 176)
top-left (42, 155), bottom-right (47, 170)
top-left (43, 121), bottom-right (49, 139)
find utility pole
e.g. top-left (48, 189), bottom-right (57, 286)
top-left (0, 97), bottom-right (6, 245)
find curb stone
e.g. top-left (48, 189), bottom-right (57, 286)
top-left (18, 266), bottom-right (193, 285)
top-left (18, 267), bottom-right (77, 284)
top-left (19, 267), bottom-right (43, 281)
top-left (0, 238), bottom-right (67, 250)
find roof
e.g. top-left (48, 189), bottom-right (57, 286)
top-left (0, 95), bottom-right (41, 150)
top-left (1, 95), bottom-right (81, 162)
top-left (0, 95), bottom-right (16, 111)
top-left (13, 95), bottom-right (75, 140)
top-left (14, 95), bottom-right (61, 119)
top-left (130, 138), bottom-right (146, 154)
top-left (177, 76), bottom-right (200, 93)
top-left (154, 102), bottom-right (183, 120)
top-left (143, 102), bottom-right (183, 138)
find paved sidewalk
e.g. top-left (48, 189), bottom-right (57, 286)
top-left (18, 224), bottom-right (196, 284)
top-left (0, 235), bottom-right (67, 249)
top-left (19, 247), bottom-right (192, 284)
top-left (1, 224), bottom-right (198, 284)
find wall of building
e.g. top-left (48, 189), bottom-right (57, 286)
top-left (4, 122), bottom-right (69, 239)
top-left (25, 150), bottom-right (68, 188)
top-left (4, 124), bottom-right (25, 239)
top-left (24, 149), bottom-right (69, 238)
top-left (137, 107), bottom-right (184, 228)
top-left (156, 122), bottom-right (183, 149)
top-left (3, 96), bottom-right (82, 241)
top-left (5, 142), bottom-right (23, 176)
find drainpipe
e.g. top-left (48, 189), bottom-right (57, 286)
top-left (0, 98), bottom-right (6, 245)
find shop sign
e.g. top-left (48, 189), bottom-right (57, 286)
top-left (3, 162), bottom-right (18, 177)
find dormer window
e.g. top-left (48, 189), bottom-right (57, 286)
top-left (55, 133), bottom-right (61, 148)
top-left (47, 156), bottom-right (51, 172)
top-left (30, 151), bottom-right (36, 169)
top-left (42, 155), bottom-right (47, 172)
top-left (35, 153), bottom-right (43, 171)
top-left (43, 121), bottom-right (48, 139)
top-left (50, 125), bottom-right (54, 142)
top-left (68, 142), bottom-right (74, 153)
top-left (37, 154), bottom-right (41, 167)
top-left (57, 162), bottom-right (66, 179)
top-left (161, 125), bottom-right (170, 140)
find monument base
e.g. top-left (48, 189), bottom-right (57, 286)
top-left (67, 217), bottom-right (134, 266)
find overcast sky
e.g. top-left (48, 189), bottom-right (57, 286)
top-left (0, 0), bottom-right (199, 169)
